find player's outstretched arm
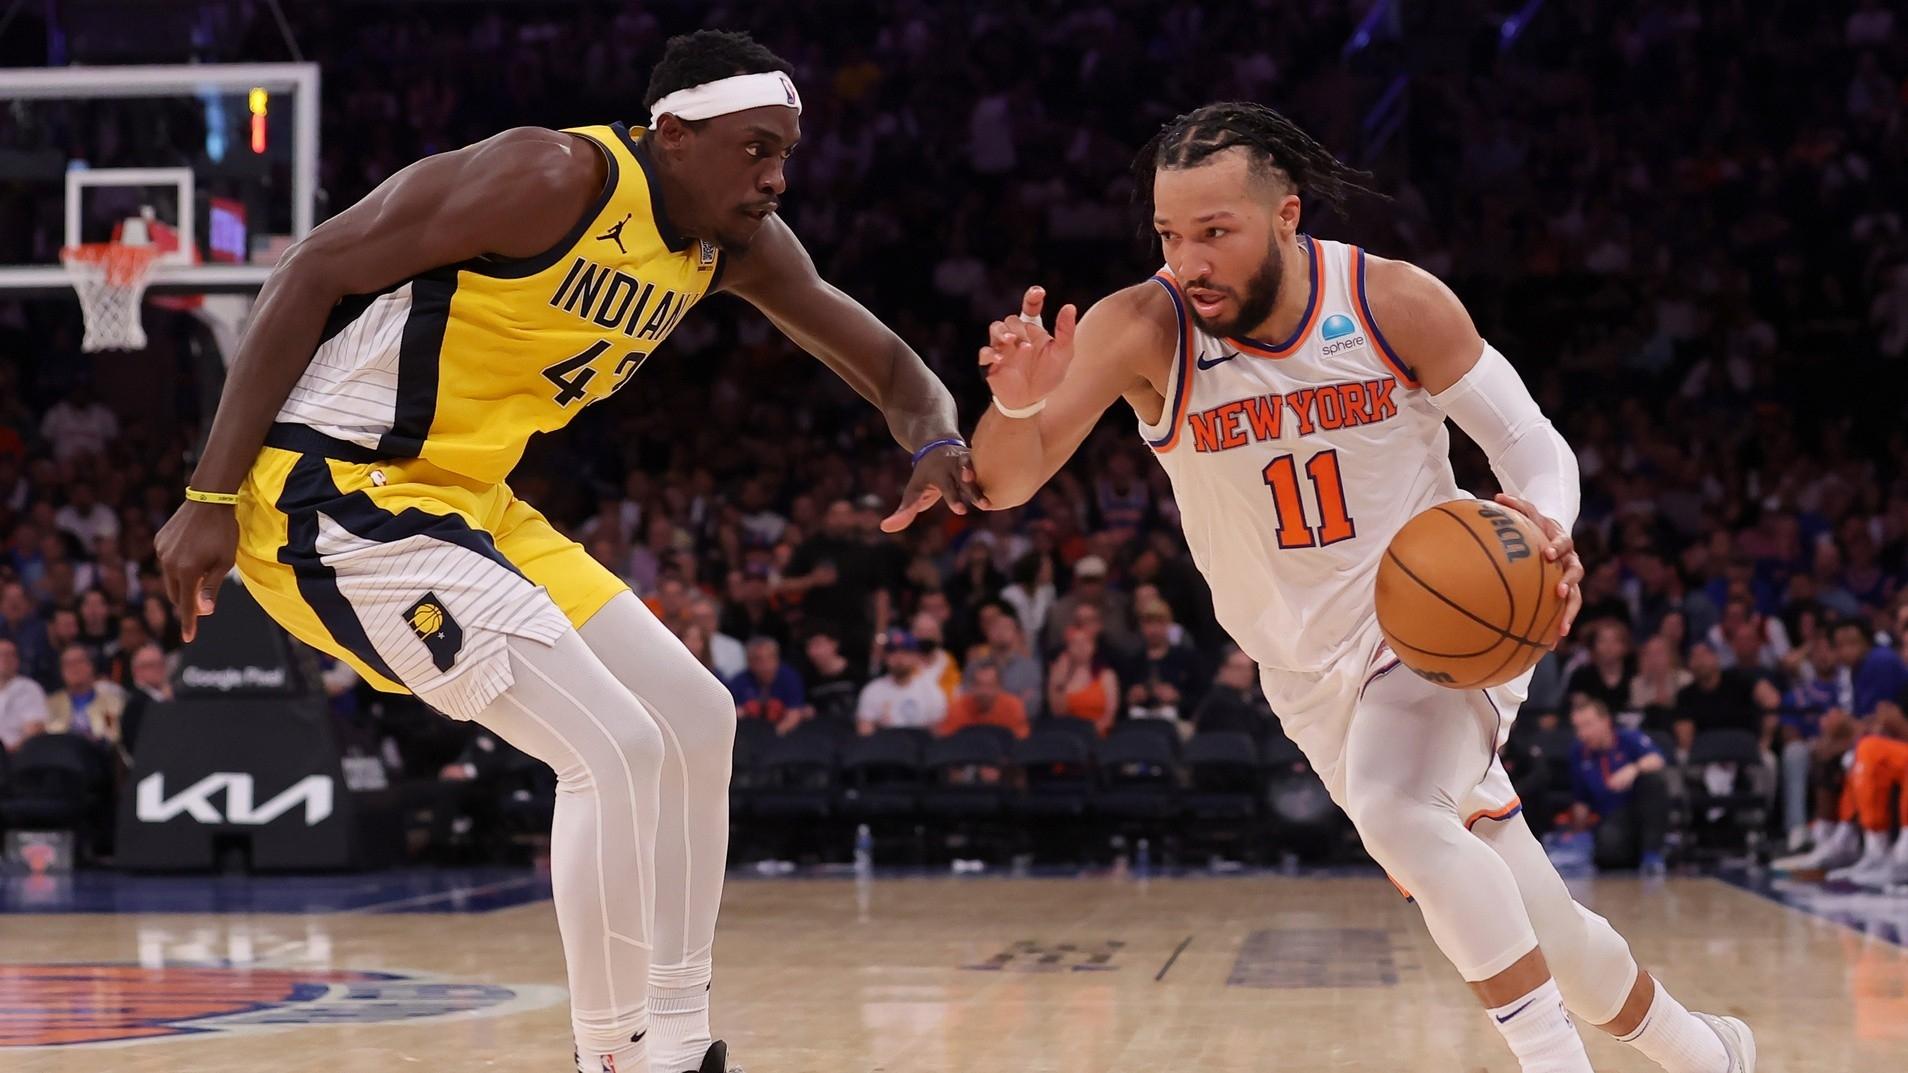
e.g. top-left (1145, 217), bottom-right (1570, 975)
top-left (717, 215), bottom-right (981, 530)
top-left (970, 283), bottom-right (1175, 510)
top-left (1366, 255), bottom-right (1586, 639)
top-left (155, 127), bottom-right (604, 640)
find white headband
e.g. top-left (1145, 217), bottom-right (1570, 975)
top-left (649, 71), bottom-right (802, 127)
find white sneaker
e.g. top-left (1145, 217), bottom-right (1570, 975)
top-left (1828, 832), bottom-right (1894, 885)
top-left (1695, 1013), bottom-right (1756, 1073)
top-left (1784, 826), bottom-right (1811, 853)
top-left (1773, 825), bottom-right (1860, 871)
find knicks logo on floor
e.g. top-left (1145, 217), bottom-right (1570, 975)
top-left (0, 964), bottom-right (560, 1047)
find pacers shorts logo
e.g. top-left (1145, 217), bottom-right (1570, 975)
top-left (402, 592), bottom-right (463, 671)
top-left (0, 964), bottom-right (562, 1048)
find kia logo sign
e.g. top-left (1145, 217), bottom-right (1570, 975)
top-left (135, 773), bottom-right (335, 826)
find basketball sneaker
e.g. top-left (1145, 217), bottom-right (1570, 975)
top-left (685, 1040), bottom-right (738, 1073)
top-left (1694, 1013), bottom-right (1756, 1073)
top-left (1826, 831), bottom-right (1893, 886)
top-left (1771, 822), bottom-right (1859, 872)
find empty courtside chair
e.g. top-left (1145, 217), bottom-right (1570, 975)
top-left (1194, 702), bottom-right (1267, 741)
top-left (751, 728), bottom-right (838, 823)
top-left (1105, 718), bottom-right (1181, 759)
top-left (920, 727), bottom-right (1014, 826)
top-left (1684, 729), bottom-right (1772, 858)
top-left (838, 728), bottom-right (926, 824)
top-left (0, 734), bottom-right (111, 857)
top-left (1093, 726), bottom-right (1181, 836)
top-left (1033, 715), bottom-right (1100, 749)
top-left (1182, 731), bottom-right (1264, 860)
top-left (946, 723), bottom-right (1018, 758)
top-left (1011, 727), bottom-right (1094, 815)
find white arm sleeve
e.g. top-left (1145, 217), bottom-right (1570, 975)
top-left (1428, 343), bottom-right (1580, 532)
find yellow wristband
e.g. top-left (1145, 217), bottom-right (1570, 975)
top-left (184, 487), bottom-right (240, 506)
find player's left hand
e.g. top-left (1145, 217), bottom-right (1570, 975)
top-left (882, 443), bottom-right (990, 533)
top-left (1493, 492), bottom-right (1582, 646)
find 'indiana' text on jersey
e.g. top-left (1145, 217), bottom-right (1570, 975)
top-left (273, 123), bottom-right (719, 485)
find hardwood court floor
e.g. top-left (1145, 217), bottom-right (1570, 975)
top-left (4, 872), bottom-right (1905, 1070)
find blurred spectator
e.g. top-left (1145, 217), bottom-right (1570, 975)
top-left (1831, 619), bottom-right (1908, 718)
top-left (1566, 619), bottom-right (1635, 719)
top-left (911, 610), bottom-right (961, 704)
top-left (727, 636), bottom-right (807, 735)
top-left (1192, 646), bottom-right (1274, 738)
top-left (691, 597), bottom-right (746, 680)
top-left (117, 641), bottom-right (172, 757)
top-left (1000, 551), bottom-right (1056, 644)
top-left (0, 580), bottom-right (53, 684)
top-left (1627, 636), bottom-right (1691, 731)
top-left (45, 643), bottom-right (126, 749)
top-left (645, 576), bottom-right (695, 634)
top-left (721, 566), bottom-right (788, 649)
top-left (54, 481), bottom-right (119, 548)
top-left (1674, 642), bottom-right (1760, 744)
top-left (938, 659), bottom-right (1029, 739)
top-left (856, 629), bottom-right (945, 734)
top-left (785, 500), bottom-right (883, 654)
top-left (964, 602), bottom-right (1043, 717)
top-left (1567, 697), bottom-right (1670, 873)
top-left (1044, 555), bottom-right (1135, 658)
top-left (74, 589), bottom-right (117, 669)
top-left (0, 636), bottom-right (48, 751)
top-left (1047, 624), bottom-right (1119, 735)
top-left (801, 625), bottom-right (863, 732)
top-left (39, 383), bottom-right (118, 461)
top-left (1121, 597), bottom-right (1203, 723)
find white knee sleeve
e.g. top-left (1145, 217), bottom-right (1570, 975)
top-left (1349, 789), bottom-right (1539, 981)
top-left (1473, 813), bottom-right (1638, 1024)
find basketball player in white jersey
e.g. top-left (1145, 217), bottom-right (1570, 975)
top-left (969, 103), bottom-right (1755, 1073)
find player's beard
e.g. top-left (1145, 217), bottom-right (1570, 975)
top-left (1188, 236), bottom-right (1282, 338)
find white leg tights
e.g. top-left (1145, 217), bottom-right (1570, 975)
top-left (471, 630), bottom-right (663, 1070)
top-left (578, 592), bottom-right (736, 1071)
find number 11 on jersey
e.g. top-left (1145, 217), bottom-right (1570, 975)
top-left (1262, 450), bottom-right (1356, 549)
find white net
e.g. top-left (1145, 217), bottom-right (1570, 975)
top-left (60, 242), bottom-right (161, 352)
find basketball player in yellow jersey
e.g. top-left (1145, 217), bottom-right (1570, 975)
top-left (970, 103), bottom-right (1754, 1073)
top-left (153, 31), bottom-right (979, 1073)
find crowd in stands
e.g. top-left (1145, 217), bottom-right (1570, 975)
top-left (2, 1), bottom-right (1907, 875)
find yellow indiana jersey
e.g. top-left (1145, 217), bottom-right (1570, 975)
top-left (267, 122), bottom-right (722, 484)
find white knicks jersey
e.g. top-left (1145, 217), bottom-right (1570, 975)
top-left (1137, 236), bottom-right (1465, 673)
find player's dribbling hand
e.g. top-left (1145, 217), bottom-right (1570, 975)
top-left (1492, 492), bottom-right (1582, 646)
top-left (980, 285), bottom-right (1078, 415)
top-left (154, 499), bottom-right (241, 644)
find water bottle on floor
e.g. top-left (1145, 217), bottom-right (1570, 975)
top-left (853, 824), bottom-right (873, 876)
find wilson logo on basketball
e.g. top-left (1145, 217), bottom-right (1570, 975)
top-left (1475, 504), bottom-right (1533, 562)
top-left (0, 964), bottom-right (560, 1048)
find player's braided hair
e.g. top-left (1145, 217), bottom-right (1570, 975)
top-left (643, 30), bottom-right (794, 114)
top-left (1133, 101), bottom-right (1373, 226)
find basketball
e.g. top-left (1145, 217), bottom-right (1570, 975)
top-left (1374, 499), bottom-right (1565, 690)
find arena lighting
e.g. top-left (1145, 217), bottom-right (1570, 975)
top-left (249, 86), bottom-right (268, 154)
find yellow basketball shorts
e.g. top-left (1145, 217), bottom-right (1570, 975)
top-left (234, 433), bottom-right (627, 719)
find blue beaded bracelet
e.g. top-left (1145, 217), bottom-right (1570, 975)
top-left (910, 437), bottom-right (966, 466)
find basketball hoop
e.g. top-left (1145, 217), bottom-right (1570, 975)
top-left (60, 241), bottom-right (161, 351)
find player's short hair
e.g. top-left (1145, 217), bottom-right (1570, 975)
top-left (643, 30), bottom-right (794, 115)
top-left (1132, 101), bottom-right (1373, 231)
